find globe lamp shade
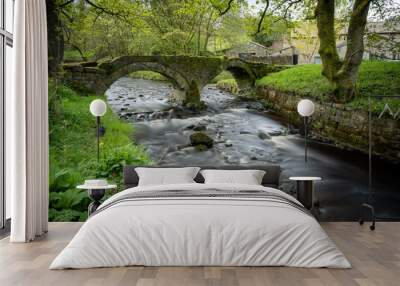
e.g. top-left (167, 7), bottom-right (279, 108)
top-left (297, 99), bottom-right (315, 117)
top-left (90, 99), bottom-right (107, 117)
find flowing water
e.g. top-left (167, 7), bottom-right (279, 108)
top-left (106, 77), bottom-right (400, 220)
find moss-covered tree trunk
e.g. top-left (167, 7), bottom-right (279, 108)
top-left (46, 0), bottom-right (64, 75)
top-left (316, 0), bottom-right (371, 102)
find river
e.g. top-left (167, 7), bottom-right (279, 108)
top-left (106, 77), bottom-right (400, 221)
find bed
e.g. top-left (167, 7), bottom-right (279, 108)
top-left (50, 165), bottom-right (350, 269)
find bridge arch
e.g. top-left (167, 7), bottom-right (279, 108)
top-left (225, 59), bottom-right (257, 92)
top-left (105, 57), bottom-right (189, 92)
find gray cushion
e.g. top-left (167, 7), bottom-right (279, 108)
top-left (123, 165), bottom-right (281, 189)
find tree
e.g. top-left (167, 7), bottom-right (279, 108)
top-left (46, 0), bottom-right (66, 75)
top-left (315, 0), bottom-right (371, 102)
top-left (46, 0), bottom-right (132, 72)
top-left (212, 0), bottom-right (396, 102)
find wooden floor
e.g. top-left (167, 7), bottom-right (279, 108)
top-left (0, 222), bottom-right (399, 286)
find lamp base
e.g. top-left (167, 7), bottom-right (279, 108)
top-left (359, 203), bottom-right (376, 231)
top-left (87, 189), bottom-right (106, 215)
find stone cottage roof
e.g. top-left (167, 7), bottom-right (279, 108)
top-left (222, 41), bottom-right (267, 52)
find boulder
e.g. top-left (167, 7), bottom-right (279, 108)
top-left (190, 132), bottom-right (213, 149)
top-left (194, 144), bottom-right (208, 152)
top-left (258, 131), bottom-right (271, 140)
top-left (225, 140), bottom-right (233, 147)
top-left (193, 125), bottom-right (207, 131)
top-left (185, 124), bottom-right (196, 130)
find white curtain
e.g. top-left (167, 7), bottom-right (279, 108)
top-left (8, 0), bottom-right (49, 242)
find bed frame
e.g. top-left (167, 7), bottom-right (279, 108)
top-left (123, 165), bottom-right (281, 189)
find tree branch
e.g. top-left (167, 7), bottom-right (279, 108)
top-left (338, 0), bottom-right (371, 78)
top-left (60, 9), bottom-right (73, 23)
top-left (59, 0), bottom-right (74, 9)
top-left (257, 0), bottom-right (270, 34)
top-left (212, 0), bottom-right (235, 16)
top-left (84, 0), bottom-right (129, 21)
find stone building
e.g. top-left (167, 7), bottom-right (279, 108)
top-left (270, 21), bottom-right (400, 64)
top-left (223, 42), bottom-right (268, 58)
top-left (340, 22), bottom-right (400, 60)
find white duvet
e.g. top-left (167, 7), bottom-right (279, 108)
top-left (50, 183), bottom-right (351, 269)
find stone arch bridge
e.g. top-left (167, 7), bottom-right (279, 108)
top-left (63, 55), bottom-right (288, 108)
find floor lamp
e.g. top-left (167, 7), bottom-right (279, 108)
top-left (90, 99), bottom-right (107, 162)
top-left (297, 99), bottom-right (315, 162)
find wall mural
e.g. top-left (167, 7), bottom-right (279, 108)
top-left (47, 0), bottom-right (400, 222)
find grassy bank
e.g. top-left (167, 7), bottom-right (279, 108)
top-left (49, 81), bottom-right (150, 221)
top-left (129, 71), bottom-right (167, 81)
top-left (216, 79), bottom-right (239, 94)
top-left (211, 71), bottom-right (239, 94)
top-left (256, 61), bottom-right (400, 113)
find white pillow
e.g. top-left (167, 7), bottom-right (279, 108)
top-left (135, 167), bottom-right (200, 186)
top-left (200, 169), bottom-right (266, 185)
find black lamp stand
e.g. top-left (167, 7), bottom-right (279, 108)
top-left (96, 116), bottom-right (100, 162)
top-left (359, 94), bottom-right (376, 230)
top-left (304, 116), bottom-right (309, 162)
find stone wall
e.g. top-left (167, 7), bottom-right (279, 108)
top-left (240, 55), bottom-right (294, 65)
top-left (256, 86), bottom-right (400, 163)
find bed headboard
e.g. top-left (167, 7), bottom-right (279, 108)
top-left (123, 165), bottom-right (281, 189)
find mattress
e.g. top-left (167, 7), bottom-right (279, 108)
top-left (50, 183), bottom-right (351, 269)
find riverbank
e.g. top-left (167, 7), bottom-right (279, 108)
top-left (49, 81), bottom-right (150, 221)
top-left (106, 77), bottom-right (400, 220)
top-left (256, 61), bottom-right (400, 113)
top-left (252, 62), bottom-right (400, 163)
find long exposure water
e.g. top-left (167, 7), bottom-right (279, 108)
top-left (106, 77), bottom-right (400, 220)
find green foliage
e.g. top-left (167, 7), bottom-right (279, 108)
top-left (348, 98), bottom-right (400, 116)
top-left (211, 70), bottom-right (234, 83)
top-left (256, 64), bottom-right (335, 99)
top-left (59, 0), bottom-right (288, 60)
top-left (216, 79), bottom-right (239, 94)
top-left (49, 208), bottom-right (87, 222)
top-left (49, 189), bottom-right (89, 211)
top-left (82, 144), bottom-right (150, 192)
top-left (48, 79), bottom-right (61, 122)
top-left (49, 168), bottom-right (79, 193)
top-left (64, 48), bottom-right (95, 62)
top-left (49, 83), bottom-right (150, 170)
top-left (129, 71), bottom-right (167, 81)
top-left (256, 62), bottom-right (400, 107)
top-left (356, 61), bottom-right (400, 98)
top-left (49, 82), bottom-right (150, 221)
top-left (254, 17), bottom-right (291, 47)
top-left (210, 68), bottom-right (238, 95)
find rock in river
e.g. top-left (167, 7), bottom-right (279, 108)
top-left (190, 132), bottom-right (213, 149)
top-left (258, 131), bottom-right (271, 140)
top-left (193, 125), bottom-right (207, 131)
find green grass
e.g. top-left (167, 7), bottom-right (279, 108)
top-left (49, 82), bottom-right (150, 221)
top-left (129, 71), bottom-right (167, 81)
top-left (256, 64), bottom-right (335, 99)
top-left (64, 49), bottom-right (95, 62)
top-left (256, 61), bottom-right (400, 106)
top-left (50, 88), bottom-right (149, 171)
top-left (211, 71), bottom-right (235, 83)
top-left (216, 79), bottom-right (239, 94)
top-left (211, 71), bottom-right (239, 94)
